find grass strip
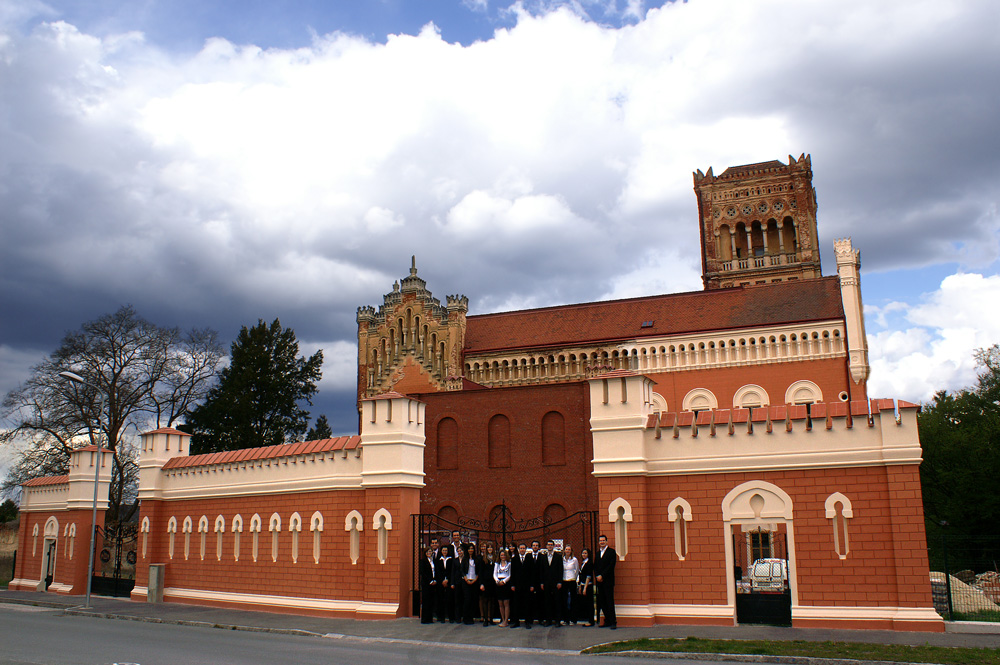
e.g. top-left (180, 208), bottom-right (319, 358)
top-left (582, 637), bottom-right (1000, 665)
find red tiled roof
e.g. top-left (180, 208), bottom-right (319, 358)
top-left (162, 436), bottom-right (361, 470)
top-left (143, 427), bottom-right (189, 436)
top-left (23, 475), bottom-right (69, 487)
top-left (464, 277), bottom-right (844, 354)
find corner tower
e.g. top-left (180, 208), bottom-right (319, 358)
top-left (357, 258), bottom-right (468, 404)
top-left (694, 154), bottom-right (822, 290)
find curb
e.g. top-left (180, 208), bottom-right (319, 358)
top-left (603, 652), bottom-right (932, 665)
top-left (62, 608), bottom-right (325, 637)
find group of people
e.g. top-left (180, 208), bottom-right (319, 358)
top-left (419, 531), bottom-right (617, 629)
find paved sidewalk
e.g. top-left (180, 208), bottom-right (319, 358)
top-left (2, 589), bottom-right (999, 654)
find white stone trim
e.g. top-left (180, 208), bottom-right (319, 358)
top-left (344, 510), bottom-right (364, 532)
top-left (372, 508), bottom-right (392, 530)
top-left (161, 587), bottom-right (398, 615)
top-left (19, 483), bottom-right (69, 512)
top-left (47, 582), bottom-right (73, 594)
top-left (722, 481), bottom-right (793, 521)
top-left (624, 603), bottom-right (734, 620)
top-left (607, 497), bottom-right (633, 523)
top-left (144, 457), bottom-right (364, 500)
top-left (667, 497), bottom-right (693, 521)
top-left (824, 492), bottom-right (854, 518)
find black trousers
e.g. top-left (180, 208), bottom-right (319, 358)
top-left (597, 581), bottom-right (616, 626)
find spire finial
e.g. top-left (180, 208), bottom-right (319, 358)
top-left (410, 255), bottom-right (417, 276)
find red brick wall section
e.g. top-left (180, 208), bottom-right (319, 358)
top-left (361, 487), bottom-right (421, 617)
top-left (11, 508), bottom-right (103, 594)
top-left (417, 382), bottom-right (596, 521)
top-left (646, 357), bottom-right (857, 411)
top-left (598, 465), bottom-right (935, 624)
top-left (135, 490), bottom-right (378, 617)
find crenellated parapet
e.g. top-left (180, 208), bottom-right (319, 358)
top-left (588, 370), bottom-right (921, 478)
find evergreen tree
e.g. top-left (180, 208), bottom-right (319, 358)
top-left (0, 498), bottom-right (17, 523)
top-left (185, 319), bottom-right (323, 454)
top-left (306, 414), bottom-right (333, 441)
top-left (919, 344), bottom-right (1000, 539)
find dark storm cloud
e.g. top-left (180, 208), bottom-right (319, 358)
top-left (2, 0), bottom-right (1000, 429)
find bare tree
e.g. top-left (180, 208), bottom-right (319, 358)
top-left (1, 306), bottom-right (223, 519)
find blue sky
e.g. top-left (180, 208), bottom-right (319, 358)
top-left (1, 0), bottom-right (999, 450)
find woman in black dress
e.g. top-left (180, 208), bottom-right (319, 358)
top-left (419, 547), bottom-right (437, 623)
top-left (493, 547), bottom-right (513, 627)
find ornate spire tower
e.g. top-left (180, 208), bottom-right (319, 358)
top-left (356, 258), bottom-right (468, 404)
top-left (693, 154), bottom-right (822, 290)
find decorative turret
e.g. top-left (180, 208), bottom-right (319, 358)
top-left (694, 154), bottom-right (822, 290)
top-left (356, 259), bottom-right (469, 402)
top-left (834, 237), bottom-right (870, 393)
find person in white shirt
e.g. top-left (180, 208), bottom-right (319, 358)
top-left (493, 548), bottom-right (513, 627)
top-left (560, 544), bottom-right (580, 625)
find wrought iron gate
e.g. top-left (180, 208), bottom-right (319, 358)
top-left (411, 503), bottom-right (598, 616)
top-left (91, 522), bottom-right (138, 598)
top-left (732, 528), bottom-right (791, 626)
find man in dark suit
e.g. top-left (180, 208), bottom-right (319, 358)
top-left (595, 534), bottom-right (617, 629)
top-left (510, 543), bottom-right (534, 628)
top-left (537, 539), bottom-right (564, 626)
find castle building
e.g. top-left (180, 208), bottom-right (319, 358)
top-left (12, 156), bottom-right (939, 631)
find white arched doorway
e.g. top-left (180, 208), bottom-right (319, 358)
top-left (722, 481), bottom-right (797, 625)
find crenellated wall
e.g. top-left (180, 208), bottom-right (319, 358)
top-left (588, 371), bottom-right (942, 631)
top-left (9, 446), bottom-right (112, 594)
top-left (129, 393), bottom-right (425, 618)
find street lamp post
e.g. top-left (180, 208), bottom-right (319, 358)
top-left (59, 370), bottom-right (104, 609)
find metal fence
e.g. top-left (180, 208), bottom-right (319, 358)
top-left (928, 534), bottom-right (1000, 621)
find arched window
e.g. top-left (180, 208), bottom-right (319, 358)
top-left (541, 411), bottom-right (565, 465)
top-left (345, 510), bottom-right (363, 565)
top-left (232, 515), bottom-right (243, 561)
top-left (825, 493), bottom-right (853, 559)
top-left (198, 516), bottom-right (209, 561)
top-left (140, 518), bottom-right (149, 560)
top-left (373, 509), bottom-right (392, 565)
top-left (269, 513), bottom-right (282, 562)
top-left (437, 417), bottom-right (459, 470)
top-left (733, 384), bottom-right (769, 409)
top-left (668, 498), bottom-right (693, 560)
top-left (607, 498), bottom-right (633, 560)
top-left (488, 414), bottom-right (510, 468)
top-left (682, 388), bottom-right (718, 412)
top-left (785, 380), bottom-right (823, 405)
top-left (310, 512), bottom-right (324, 564)
top-left (214, 515), bottom-right (226, 561)
top-left (250, 514), bottom-right (262, 562)
top-left (182, 516), bottom-right (193, 560)
top-left (167, 517), bottom-right (177, 560)
top-left (288, 512), bottom-right (302, 564)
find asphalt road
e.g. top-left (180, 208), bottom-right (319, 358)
top-left (0, 604), bottom-right (724, 665)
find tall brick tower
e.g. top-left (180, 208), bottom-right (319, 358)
top-left (693, 154), bottom-right (822, 290)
